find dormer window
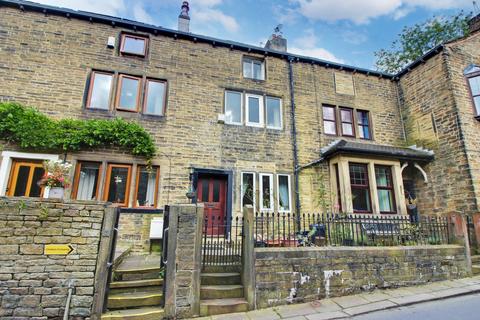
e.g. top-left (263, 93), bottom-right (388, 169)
top-left (120, 34), bottom-right (148, 56)
top-left (243, 57), bottom-right (265, 80)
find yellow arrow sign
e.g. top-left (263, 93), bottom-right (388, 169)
top-left (44, 244), bottom-right (74, 255)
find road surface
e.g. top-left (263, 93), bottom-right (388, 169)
top-left (353, 293), bottom-right (480, 320)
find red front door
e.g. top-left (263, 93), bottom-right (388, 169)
top-left (197, 176), bottom-right (227, 235)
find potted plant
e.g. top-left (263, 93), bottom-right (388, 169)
top-left (38, 160), bottom-right (72, 199)
top-left (406, 193), bottom-right (417, 210)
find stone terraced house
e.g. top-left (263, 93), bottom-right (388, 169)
top-left (0, 0), bottom-right (479, 227)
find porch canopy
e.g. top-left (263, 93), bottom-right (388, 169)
top-left (317, 139), bottom-right (434, 164)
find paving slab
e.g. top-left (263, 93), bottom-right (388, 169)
top-left (331, 295), bottom-right (370, 309)
top-left (274, 303), bottom-right (317, 318)
top-left (429, 287), bottom-right (477, 299)
top-left (424, 282), bottom-right (453, 291)
top-left (438, 280), bottom-right (468, 288)
top-left (310, 299), bottom-right (342, 313)
top-left (305, 311), bottom-right (348, 320)
top-left (212, 312), bottom-right (249, 320)
top-left (358, 291), bottom-right (391, 303)
top-left (382, 288), bottom-right (415, 298)
top-left (388, 293), bottom-right (436, 305)
top-left (342, 300), bottom-right (398, 316)
top-left (246, 309), bottom-right (281, 320)
top-left (282, 316), bottom-right (307, 320)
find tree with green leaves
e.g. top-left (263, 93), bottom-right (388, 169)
top-left (375, 12), bottom-right (471, 74)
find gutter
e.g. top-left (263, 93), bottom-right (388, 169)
top-left (288, 57), bottom-right (301, 215)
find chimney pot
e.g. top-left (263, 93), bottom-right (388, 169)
top-left (178, 1), bottom-right (190, 32)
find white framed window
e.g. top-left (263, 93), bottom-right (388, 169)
top-left (225, 90), bottom-right (243, 125)
top-left (243, 57), bottom-right (265, 80)
top-left (241, 172), bottom-right (255, 210)
top-left (266, 97), bottom-right (282, 129)
top-left (277, 174), bottom-right (291, 212)
top-left (246, 94), bottom-right (264, 127)
top-left (259, 173), bottom-right (273, 211)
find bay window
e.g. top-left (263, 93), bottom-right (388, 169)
top-left (349, 163), bottom-right (371, 213)
top-left (277, 174), bottom-right (291, 212)
top-left (375, 165), bottom-right (396, 213)
top-left (259, 173), bottom-right (273, 211)
top-left (241, 172), bottom-right (255, 210)
top-left (225, 91), bottom-right (242, 124)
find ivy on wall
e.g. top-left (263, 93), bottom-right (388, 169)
top-left (0, 102), bottom-right (157, 160)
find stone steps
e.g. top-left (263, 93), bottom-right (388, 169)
top-left (107, 291), bottom-right (163, 309)
top-left (200, 284), bottom-right (244, 299)
top-left (471, 255), bottom-right (480, 264)
top-left (109, 279), bottom-right (163, 294)
top-left (101, 307), bottom-right (164, 320)
top-left (200, 272), bottom-right (241, 285)
top-left (200, 298), bottom-right (249, 316)
top-left (472, 264), bottom-right (480, 275)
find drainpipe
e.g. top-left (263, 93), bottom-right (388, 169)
top-left (288, 57), bottom-right (301, 216)
top-left (63, 280), bottom-right (74, 320)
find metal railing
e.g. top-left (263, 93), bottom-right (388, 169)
top-left (202, 215), bottom-right (244, 269)
top-left (254, 212), bottom-right (450, 247)
top-left (467, 215), bottom-right (476, 249)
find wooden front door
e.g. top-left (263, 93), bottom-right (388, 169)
top-left (197, 176), bottom-right (227, 235)
top-left (7, 161), bottom-right (45, 197)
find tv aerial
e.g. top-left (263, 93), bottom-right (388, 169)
top-left (274, 24), bottom-right (283, 36)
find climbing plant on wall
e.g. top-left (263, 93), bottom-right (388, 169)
top-left (0, 102), bottom-right (157, 161)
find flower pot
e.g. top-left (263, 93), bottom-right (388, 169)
top-left (48, 187), bottom-right (64, 199)
top-left (407, 204), bottom-right (417, 210)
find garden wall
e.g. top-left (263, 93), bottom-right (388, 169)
top-left (255, 245), bottom-right (469, 309)
top-left (0, 197), bottom-right (116, 319)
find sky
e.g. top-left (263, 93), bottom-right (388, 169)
top-left (33, 0), bottom-right (477, 70)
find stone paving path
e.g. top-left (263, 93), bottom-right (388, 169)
top-left (194, 276), bottom-right (480, 320)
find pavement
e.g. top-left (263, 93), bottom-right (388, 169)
top-left (195, 275), bottom-right (480, 320)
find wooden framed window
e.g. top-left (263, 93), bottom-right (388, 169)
top-left (6, 160), bottom-right (44, 197)
top-left (266, 97), bottom-right (282, 129)
top-left (259, 173), bottom-right (273, 211)
top-left (375, 165), bottom-right (396, 214)
top-left (322, 105), bottom-right (337, 135)
top-left (276, 174), bottom-right (291, 212)
top-left (466, 73), bottom-right (480, 117)
top-left (349, 163), bottom-right (371, 213)
top-left (71, 162), bottom-right (102, 201)
top-left (133, 166), bottom-right (160, 208)
top-left (241, 172), bottom-right (255, 210)
top-left (340, 108), bottom-right (355, 137)
top-left (357, 110), bottom-right (371, 139)
top-left (246, 94), bottom-right (264, 127)
top-left (243, 57), bottom-right (265, 80)
top-left (86, 71), bottom-right (113, 110)
top-left (104, 164), bottom-right (132, 207)
top-left (116, 74), bottom-right (142, 112)
top-left (120, 34), bottom-right (148, 56)
top-left (143, 79), bottom-right (167, 116)
top-left (225, 90), bottom-right (243, 125)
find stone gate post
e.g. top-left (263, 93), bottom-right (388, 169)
top-left (242, 205), bottom-right (255, 310)
top-left (448, 213), bottom-right (472, 274)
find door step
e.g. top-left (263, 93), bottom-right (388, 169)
top-left (200, 285), bottom-right (244, 299)
top-left (472, 264), bottom-right (480, 275)
top-left (471, 255), bottom-right (480, 264)
top-left (200, 272), bottom-right (241, 285)
top-left (101, 307), bottom-right (164, 320)
top-left (200, 298), bottom-right (248, 316)
top-left (107, 291), bottom-right (163, 309)
top-left (109, 279), bottom-right (163, 294)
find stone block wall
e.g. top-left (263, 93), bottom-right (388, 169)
top-left (0, 197), bottom-right (115, 319)
top-left (116, 212), bottom-right (163, 253)
top-left (255, 245), bottom-right (468, 309)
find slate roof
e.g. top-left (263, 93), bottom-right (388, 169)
top-left (320, 140), bottom-right (434, 162)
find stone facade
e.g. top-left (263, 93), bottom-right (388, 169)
top-left (254, 245), bottom-right (468, 309)
top-left (0, 197), bottom-right (115, 319)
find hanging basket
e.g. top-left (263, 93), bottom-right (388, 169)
top-left (407, 203), bottom-right (417, 210)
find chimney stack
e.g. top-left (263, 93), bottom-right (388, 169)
top-left (178, 1), bottom-right (190, 32)
top-left (469, 13), bottom-right (480, 34)
top-left (265, 25), bottom-right (287, 52)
